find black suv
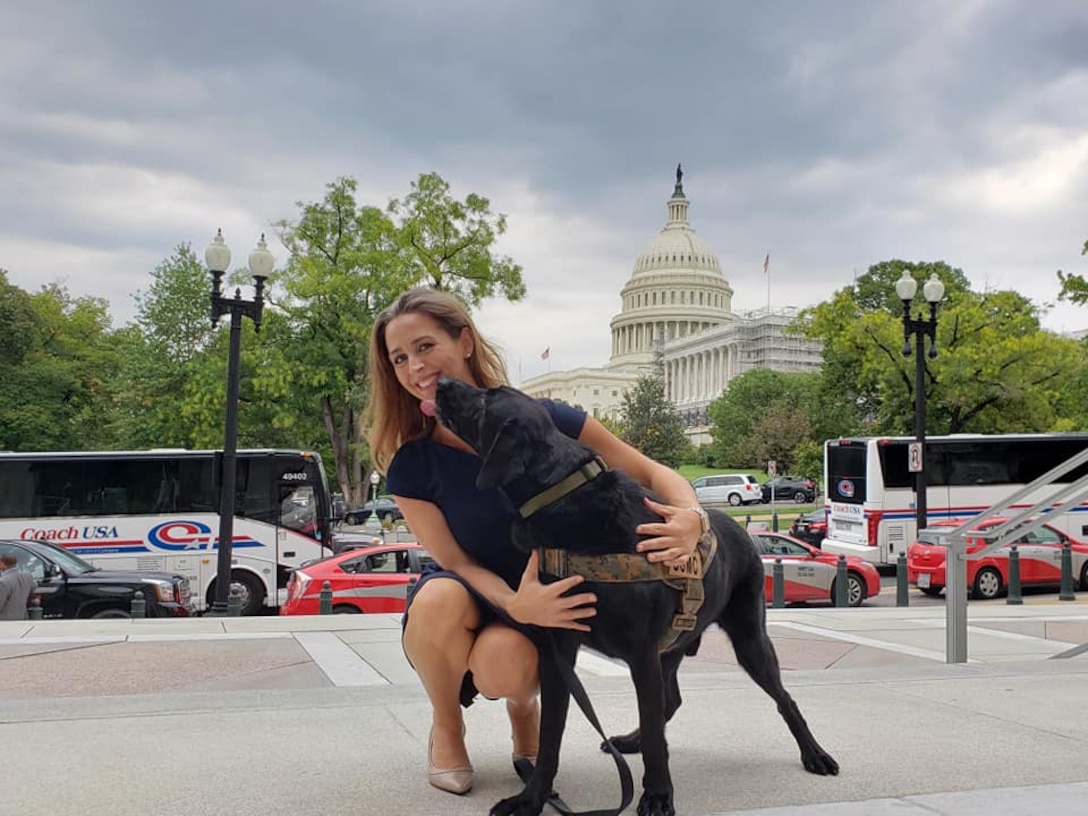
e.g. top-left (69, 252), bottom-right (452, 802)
top-left (0, 539), bottom-right (192, 619)
top-left (760, 476), bottom-right (818, 504)
top-left (344, 497), bottom-right (405, 526)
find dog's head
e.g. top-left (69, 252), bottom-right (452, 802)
top-left (434, 378), bottom-right (561, 491)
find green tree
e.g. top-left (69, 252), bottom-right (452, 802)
top-left (802, 260), bottom-right (1086, 435)
top-left (109, 245), bottom-right (226, 449)
top-left (1056, 237), bottom-right (1088, 304)
top-left (707, 369), bottom-right (821, 467)
top-left (0, 273), bottom-right (121, 450)
top-left (619, 374), bottom-right (690, 467)
top-left (389, 172), bottom-right (525, 305)
top-left (732, 403), bottom-right (813, 473)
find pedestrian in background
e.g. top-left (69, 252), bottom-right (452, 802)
top-left (0, 553), bottom-right (36, 620)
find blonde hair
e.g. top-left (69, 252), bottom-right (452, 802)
top-left (364, 287), bottom-right (508, 472)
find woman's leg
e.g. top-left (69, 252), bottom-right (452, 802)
top-left (469, 622), bottom-right (541, 758)
top-left (402, 577), bottom-right (481, 769)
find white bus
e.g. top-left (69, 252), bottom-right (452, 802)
top-left (821, 433), bottom-right (1088, 566)
top-left (0, 449), bottom-right (334, 614)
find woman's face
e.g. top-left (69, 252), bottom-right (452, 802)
top-left (384, 311), bottom-right (476, 401)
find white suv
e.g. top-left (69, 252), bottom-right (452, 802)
top-left (691, 474), bottom-right (762, 506)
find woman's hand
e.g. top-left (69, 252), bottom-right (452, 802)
top-left (507, 550), bottom-right (597, 631)
top-left (635, 497), bottom-right (702, 566)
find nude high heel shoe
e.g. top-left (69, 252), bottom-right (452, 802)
top-left (428, 727), bottom-right (473, 795)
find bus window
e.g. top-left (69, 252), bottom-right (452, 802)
top-left (827, 444), bottom-right (868, 503)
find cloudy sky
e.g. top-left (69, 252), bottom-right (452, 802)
top-left (2, 0), bottom-right (1087, 382)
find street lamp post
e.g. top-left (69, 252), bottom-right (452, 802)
top-left (204, 229), bottom-right (275, 616)
top-left (363, 471), bottom-right (383, 536)
top-left (895, 270), bottom-right (945, 535)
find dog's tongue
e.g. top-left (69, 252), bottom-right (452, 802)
top-left (420, 399), bottom-right (436, 418)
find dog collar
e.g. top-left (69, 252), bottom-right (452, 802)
top-left (517, 455), bottom-right (607, 519)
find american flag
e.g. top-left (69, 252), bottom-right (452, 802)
top-left (540, 347), bottom-right (550, 361)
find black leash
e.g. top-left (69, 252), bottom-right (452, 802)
top-left (514, 634), bottom-right (634, 816)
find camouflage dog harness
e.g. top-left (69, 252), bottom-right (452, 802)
top-left (518, 456), bottom-right (718, 653)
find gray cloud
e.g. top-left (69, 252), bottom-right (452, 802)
top-left (2, 0), bottom-right (1086, 364)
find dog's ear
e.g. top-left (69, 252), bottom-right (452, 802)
top-left (476, 419), bottom-right (525, 490)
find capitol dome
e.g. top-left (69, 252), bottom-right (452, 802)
top-left (609, 167), bottom-right (734, 369)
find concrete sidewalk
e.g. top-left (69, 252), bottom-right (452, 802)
top-left (2, 604), bottom-right (1087, 815)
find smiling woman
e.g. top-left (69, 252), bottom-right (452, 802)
top-left (361, 286), bottom-right (704, 799)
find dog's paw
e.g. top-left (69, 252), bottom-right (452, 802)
top-left (490, 793), bottom-right (547, 816)
top-left (801, 747), bottom-right (840, 776)
top-left (601, 728), bottom-right (641, 754)
top-left (637, 790), bottom-right (676, 816)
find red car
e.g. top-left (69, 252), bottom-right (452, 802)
top-left (907, 518), bottom-right (1088, 600)
top-left (748, 530), bottom-right (881, 607)
top-left (280, 543), bottom-right (433, 615)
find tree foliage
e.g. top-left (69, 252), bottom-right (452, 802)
top-left (801, 260), bottom-right (1086, 436)
top-left (0, 272), bottom-right (121, 450)
top-left (707, 369), bottom-right (821, 468)
top-left (389, 172), bottom-right (526, 306)
top-left (1056, 237), bottom-right (1088, 305)
top-left (619, 374), bottom-right (690, 467)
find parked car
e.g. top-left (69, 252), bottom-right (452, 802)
top-left (760, 476), bottom-right (818, 504)
top-left (690, 474), bottom-right (762, 506)
top-left (906, 518), bottom-right (1088, 600)
top-left (789, 508), bottom-right (827, 547)
top-left (0, 538), bottom-right (192, 619)
top-left (748, 530), bottom-right (881, 607)
top-left (280, 542), bottom-right (433, 615)
top-left (344, 497), bottom-right (405, 526)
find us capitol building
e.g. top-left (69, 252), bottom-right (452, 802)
top-left (520, 167), bottom-right (823, 444)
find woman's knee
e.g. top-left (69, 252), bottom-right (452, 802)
top-left (404, 579), bottom-right (480, 643)
top-left (468, 624), bottom-right (539, 700)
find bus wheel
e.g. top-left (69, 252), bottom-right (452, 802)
top-left (1080, 562), bottom-right (1088, 592)
top-left (333, 604), bottom-right (362, 614)
top-left (208, 573), bottom-right (266, 616)
top-left (91, 608), bottom-right (131, 619)
top-left (972, 568), bottom-right (1002, 600)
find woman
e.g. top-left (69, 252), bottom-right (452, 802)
top-left (364, 287), bottom-right (704, 796)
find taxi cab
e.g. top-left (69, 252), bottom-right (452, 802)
top-left (906, 518), bottom-right (1088, 600)
top-left (280, 543), bottom-right (431, 615)
top-left (748, 530), bottom-right (881, 607)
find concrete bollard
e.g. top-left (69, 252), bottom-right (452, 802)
top-left (835, 555), bottom-right (848, 607)
top-left (1007, 545), bottom-right (1023, 605)
top-left (28, 595), bottom-right (43, 620)
top-left (130, 590), bottom-right (146, 619)
top-left (772, 558), bottom-right (784, 608)
top-left (1059, 541), bottom-right (1076, 601)
top-left (227, 585), bottom-right (243, 617)
top-left (319, 580), bottom-right (333, 615)
top-left (896, 552), bottom-right (909, 607)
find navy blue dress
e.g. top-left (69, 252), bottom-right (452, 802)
top-left (387, 399), bottom-right (586, 704)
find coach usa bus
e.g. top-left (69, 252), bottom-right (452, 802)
top-left (0, 449), bottom-right (333, 614)
top-left (821, 433), bottom-right (1088, 566)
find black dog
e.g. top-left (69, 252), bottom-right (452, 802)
top-left (433, 380), bottom-right (839, 816)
